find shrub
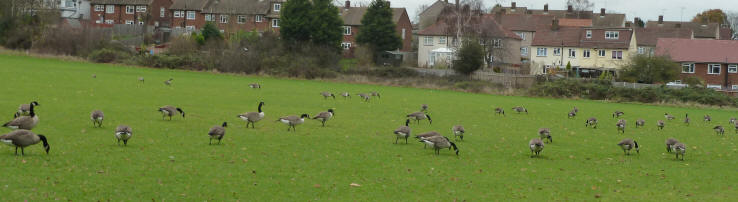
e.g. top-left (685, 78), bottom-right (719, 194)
top-left (454, 39), bottom-right (485, 75)
top-left (88, 48), bottom-right (131, 63)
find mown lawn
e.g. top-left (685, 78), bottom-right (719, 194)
top-left (0, 54), bottom-right (736, 200)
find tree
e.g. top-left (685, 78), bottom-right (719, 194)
top-left (634, 17), bottom-right (645, 28)
top-left (309, 0), bottom-right (343, 52)
top-left (280, 0), bottom-right (313, 45)
top-left (453, 39), bottom-right (484, 75)
top-left (356, 0), bottom-right (401, 56)
top-left (692, 9), bottom-right (727, 24)
top-left (567, 0), bottom-right (593, 18)
top-left (725, 11), bottom-right (737, 39)
top-left (619, 55), bottom-right (680, 84)
top-left (201, 22), bottom-right (223, 41)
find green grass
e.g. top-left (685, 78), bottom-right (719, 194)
top-left (1, 54), bottom-right (737, 200)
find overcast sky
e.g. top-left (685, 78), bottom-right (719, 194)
top-left (342, 0), bottom-right (736, 23)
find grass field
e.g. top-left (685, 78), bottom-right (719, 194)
top-left (1, 54), bottom-right (737, 201)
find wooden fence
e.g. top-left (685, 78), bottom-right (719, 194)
top-left (412, 68), bottom-right (537, 89)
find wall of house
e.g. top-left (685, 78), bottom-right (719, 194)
top-left (417, 35), bottom-right (451, 68)
top-left (498, 38), bottom-right (522, 66)
top-left (396, 11), bottom-right (413, 52)
top-left (171, 10), bottom-right (205, 31)
top-left (529, 46), bottom-right (632, 74)
top-left (342, 25), bottom-right (359, 57)
top-left (679, 63), bottom-right (738, 89)
top-left (91, 4), bottom-right (148, 25)
top-left (513, 31), bottom-right (534, 59)
top-left (150, 0), bottom-right (173, 27)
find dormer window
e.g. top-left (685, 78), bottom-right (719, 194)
top-left (605, 31), bottom-right (619, 39)
top-left (586, 30), bottom-right (592, 39)
top-left (274, 3), bottom-right (281, 12)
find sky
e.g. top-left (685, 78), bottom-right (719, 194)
top-left (341, 0), bottom-right (737, 23)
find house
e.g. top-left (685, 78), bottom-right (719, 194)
top-left (645, 15), bottom-right (724, 39)
top-left (493, 2), bottom-right (625, 27)
top-left (169, 0), bottom-right (283, 34)
top-left (417, 0), bottom-right (454, 30)
top-left (496, 14), bottom-right (553, 63)
top-left (90, 0), bottom-right (173, 27)
top-left (656, 38), bottom-right (738, 90)
top-left (340, 1), bottom-right (412, 57)
top-left (633, 26), bottom-right (692, 56)
top-left (60, 0), bottom-right (91, 19)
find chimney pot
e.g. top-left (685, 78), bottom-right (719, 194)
top-left (544, 4), bottom-right (548, 12)
top-left (600, 8), bottom-right (605, 16)
top-left (511, 2), bottom-right (516, 9)
top-left (658, 15), bottom-right (664, 24)
top-left (345, 0), bottom-right (350, 9)
top-left (567, 5), bottom-right (573, 12)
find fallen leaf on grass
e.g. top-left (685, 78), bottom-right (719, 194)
top-left (350, 183), bottom-right (361, 187)
top-left (314, 184), bottom-right (321, 188)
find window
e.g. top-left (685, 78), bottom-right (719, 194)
top-left (733, 85), bottom-right (738, 90)
top-left (682, 63), bottom-right (695, 73)
top-left (94, 5), bottom-right (104, 12)
top-left (136, 6), bottom-right (146, 13)
top-left (598, 50), bottom-right (606, 57)
top-left (611, 51), bottom-right (623, 59)
top-left (220, 15), bottom-right (228, 23)
top-left (729, 64), bottom-right (737, 73)
top-left (272, 19), bottom-right (279, 27)
top-left (205, 14), bottom-right (214, 21)
top-left (493, 39), bottom-right (502, 48)
top-left (160, 7), bottom-right (165, 17)
top-left (707, 84), bottom-right (722, 89)
top-left (64, 0), bottom-right (74, 8)
top-left (637, 47), bottom-right (645, 54)
top-left (605, 31), bottom-right (619, 39)
top-left (125, 20), bottom-right (134, 25)
top-left (402, 28), bottom-right (406, 40)
top-left (138, 21), bottom-right (144, 25)
top-left (237, 15), bottom-right (246, 24)
top-left (586, 30), bottom-right (592, 38)
top-left (515, 32), bottom-right (525, 40)
top-left (438, 36), bottom-right (446, 44)
top-left (126, 6), bottom-right (134, 14)
top-left (341, 42), bottom-right (351, 50)
top-left (106, 5), bottom-right (115, 14)
top-left (424, 36), bottom-right (433, 45)
top-left (568, 49), bottom-right (576, 58)
top-left (708, 64), bottom-right (721, 74)
top-left (583, 49), bottom-right (590, 58)
top-left (273, 3), bottom-right (281, 12)
top-left (174, 11), bottom-right (182, 18)
top-left (521, 47), bottom-right (528, 57)
top-left (186, 11), bottom-right (195, 20)
top-left (553, 48), bottom-right (561, 56)
top-left (343, 26), bottom-right (351, 35)
top-left (255, 15), bottom-right (262, 22)
top-left (537, 48), bottom-right (547, 56)
top-left (105, 19), bottom-right (114, 24)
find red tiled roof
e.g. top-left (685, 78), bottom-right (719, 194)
top-left (656, 38), bottom-right (738, 63)
top-left (531, 26), bottom-right (581, 47)
top-left (634, 27), bottom-right (692, 46)
top-left (498, 14), bottom-right (554, 32)
top-left (579, 28), bottom-right (632, 49)
top-left (559, 18), bottom-right (591, 27)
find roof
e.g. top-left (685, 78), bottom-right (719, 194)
top-left (528, 9), bottom-right (593, 19)
top-left (418, 16), bottom-right (521, 40)
top-left (592, 14), bottom-right (625, 27)
top-left (720, 27), bottom-right (733, 40)
top-left (656, 38), bottom-right (738, 63)
top-left (497, 14), bottom-right (554, 32)
top-left (646, 21), bottom-right (719, 38)
top-left (579, 28), bottom-right (633, 49)
top-left (559, 18), bottom-right (591, 27)
top-left (90, 0), bottom-right (151, 5)
top-left (201, 0), bottom-right (270, 15)
top-left (341, 7), bottom-right (406, 26)
top-left (417, 21), bottom-right (448, 35)
top-left (634, 27), bottom-right (692, 46)
top-left (531, 26), bottom-right (582, 47)
top-left (170, 0), bottom-right (208, 11)
top-left (418, 0), bottom-right (452, 17)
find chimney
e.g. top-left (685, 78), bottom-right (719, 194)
top-left (543, 4), bottom-right (548, 13)
top-left (600, 8), bottom-right (605, 16)
top-left (658, 15), bottom-right (664, 24)
top-left (552, 17), bottom-right (559, 31)
top-left (625, 21), bottom-right (631, 27)
top-left (567, 5), bottom-right (573, 12)
top-left (511, 2), bottom-right (516, 10)
top-left (345, 0), bottom-right (350, 9)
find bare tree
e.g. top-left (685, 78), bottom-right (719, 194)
top-left (567, 0), bottom-right (593, 18)
top-left (443, 0), bottom-right (485, 50)
top-left (727, 11), bottom-right (738, 39)
top-left (414, 3), bottom-right (429, 23)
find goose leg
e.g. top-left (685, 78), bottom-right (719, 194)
top-left (15, 147), bottom-right (18, 155)
top-left (218, 139), bottom-right (222, 145)
top-left (405, 137), bottom-right (408, 144)
top-left (209, 139), bottom-right (212, 145)
top-left (21, 147), bottom-right (24, 155)
top-left (394, 137), bottom-right (398, 144)
top-left (124, 140), bottom-right (128, 146)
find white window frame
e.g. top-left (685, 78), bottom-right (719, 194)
top-left (568, 48), bottom-right (576, 58)
top-left (105, 19), bottom-right (114, 24)
top-left (401, 28), bottom-right (406, 40)
top-left (237, 15), bottom-right (246, 24)
top-left (94, 5), bottom-right (104, 12)
top-left (537, 48), bottom-right (547, 56)
top-left (271, 19), bottom-right (279, 27)
top-left (493, 39), bottom-right (502, 48)
top-left (424, 36), bottom-right (433, 46)
top-left (343, 26), bottom-right (351, 35)
top-left (707, 84), bottom-right (722, 89)
top-left (732, 85), bottom-right (738, 90)
top-left (605, 31), bottom-right (619, 39)
top-left (174, 11), bottom-right (182, 18)
top-left (126, 6), bottom-right (134, 14)
top-left (125, 20), bottom-right (134, 25)
top-left (637, 47), bottom-right (645, 54)
top-left (64, 0), bottom-right (75, 8)
top-left (586, 30), bottom-right (592, 39)
top-left (160, 7), bottom-right (165, 17)
top-left (515, 32), bottom-right (525, 40)
top-left (553, 48), bottom-right (561, 56)
top-left (186, 11), bottom-right (195, 20)
top-left (682, 63), bottom-right (695, 73)
top-left (438, 36), bottom-right (446, 44)
top-left (728, 64), bottom-right (737, 73)
top-left (220, 15), bottom-right (229, 24)
top-left (205, 14), bottom-right (214, 22)
top-left (273, 3), bottom-right (281, 12)
top-left (583, 49), bottom-right (590, 58)
top-left (136, 6), bottom-right (146, 13)
top-left (708, 64), bottom-right (721, 75)
top-left (521, 47), bottom-right (528, 57)
top-left (255, 15), bottom-right (263, 22)
top-left (341, 42), bottom-right (351, 50)
top-left (106, 5), bottom-right (115, 14)
top-left (598, 49), bottom-right (606, 57)
top-left (611, 51), bottom-right (623, 60)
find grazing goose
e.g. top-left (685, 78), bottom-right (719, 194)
top-left (664, 113), bottom-right (675, 120)
top-left (421, 104), bottom-right (428, 112)
top-left (734, 121), bottom-right (738, 133)
top-left (312, 109), bottom-right (334, 127)
top-left (115, 125), bottom-right (132, 146)
top-left (684, 114), bottom-right (690, 126)
top-left (657, 120), bottom-right (665, 130)
top-left (320, 92), bottom-right (336, 99)
top-left (393, 119), bottom-right (411, 144)
top-left (415, 131), bottom-right (441, 148)
top-left (529, 138), bottom-right (544, 157)
top-left (0, 129), bottom-right (49, 155)
top-left (567, 110), bottom-right (576, 118)
top-left (277, 114), bottom-right (309, 132)
top-left (585, 117), bottom-right (598, 128)
top-left (612, 111), bottom-right (624, 118)
top-left (340, 92), bottom-right (350, 99)
top-left (665, 138), bottom-right (679, 153)
top-left (704, 115), bottom-right (711, 122)
top-left (512, 106), bottom-right (528, 114)
top-left (730, 117), bottom-right (737, 125)
top-left (208, 122), bottom-right (227, 145)
top-left (92, 74), bottom-right (96, 78)
top-left (495, 107), bottom-right (505, 116)
top-left (617, 138), bottom-right (639, 155)
top-left (370, 91), bottom-right (380, 99)
top-left (407, 112), bottom-right (432, 124)
top-left (138, 77), bottom-right (144, 83)
top-left (249, 83), bottom-right (261, 89)
top-left (17, 101), bottom-right (40, 116)
top-left (420, 136), bottom-right (459, 156)
top-left (452, 125), bottom-right (465, 141)
top-left (164, 78), bottom-right (173, 86)
top-left (616, 119), bottom-right (626, 133)
top-left (3, 102), bottom-right (39, 130)
top-left (158, 105), bottom-right (185, 120)
top-left (635, 119), bottom-right (645, 128)
top-left (713, 125), bottom-right (725, 135)
top-left (357, 93), bottom-right (370, 102)
top-left (674, 142), bottom-right (686, 160)
top-left (90, 110), bottom-right (104, 128)
top-left (538, 128), bottom-right (552, 143)
top-left (237, 102), bottom-right (265, 128)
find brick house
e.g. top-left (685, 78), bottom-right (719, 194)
top-left (340, 1), bottom-right (412, 57)
top-left (90, 0), bottom-right (172, 27)
top-left (656, 38), bottom-right (738, 90)
top-left (169, 0), bottom-right (283, 34)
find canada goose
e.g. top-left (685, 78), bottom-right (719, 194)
top-left (237, 101), bottom-right (265, 128)
top-left (92, 74), bottom-right (96, 78)
top-left (529, 138), bottom-right (544, 157)
top-left (567, 110), bottom-right (576, 118)
top-left (704, 115), bottom-right (711, 122)
top-left (312, 109), bottom-right (334, 127)
top-left (164, 78), bottom-right (173, 86)
top-left (407, 112), bottom-right (432, 124)
top-left (17, 101), bottom-right (40, 116)
top-left (249, 83), bottom-right (261, 88)
top-left (277, 114), bottom-right (309, 131)
top-left (585, 117), bottom-right (598, 128)
top-left (713, 125), bottom-right (725, 135)
top-left (664, 113), bottom-right (675, 120)
top-left (415, 131), bottom-right (441, 148)
top-left (115, 125), bottom-right (132, 146)
top-left (90, 110), bottom-right (104, 128)
top-left (3, 102), bottom-right (39, 130)
top-left (321, 92), bottom-right (336, 99)
top-left (421, 104), bottom-right (428, 112)
top-left (370, 91), bottom-right (380, 99)
top-left (612, 111), bottom-right (624, 118)
top-left (138, 77), bottom-right (144, 83)
top-left (158, 105), bottom-right (185, 120)
top-left (420, 136), bottom-right (458, 156)
top-left (512, 106), bottom-right (528, 114)
top-left (635, 119), bottom-right (645, 128)
top-left (452, 125), bottom-right (465, 141)
top-left (494, 107), bottom-right (505, 116)
top-left (665, 138), bottom-right (679, 153)
top-left (393, 119), bottom-right (411, 144)
top-left (657, 120), bottom-right (665, 130)
top-left (538, 128), bottom-right (552, 143)
top-left (730, 117), bottom-right (737, 125)
top-left (357, 93), bottom-right (370, 102)
top-left (340, 92), bottom-right (350, 99)
top-left (0, 129), bottom-right (49, 155)
top-left (684, 114), bottom-right (690, 125)
top-left (616, 119), bottom-right (626, 133)
top-left (617, 138), bottom-right (639, 155)
top-left (208, 122), bottom-right (227, 145)
top-left (673, 142), bottom-right (686, 160)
